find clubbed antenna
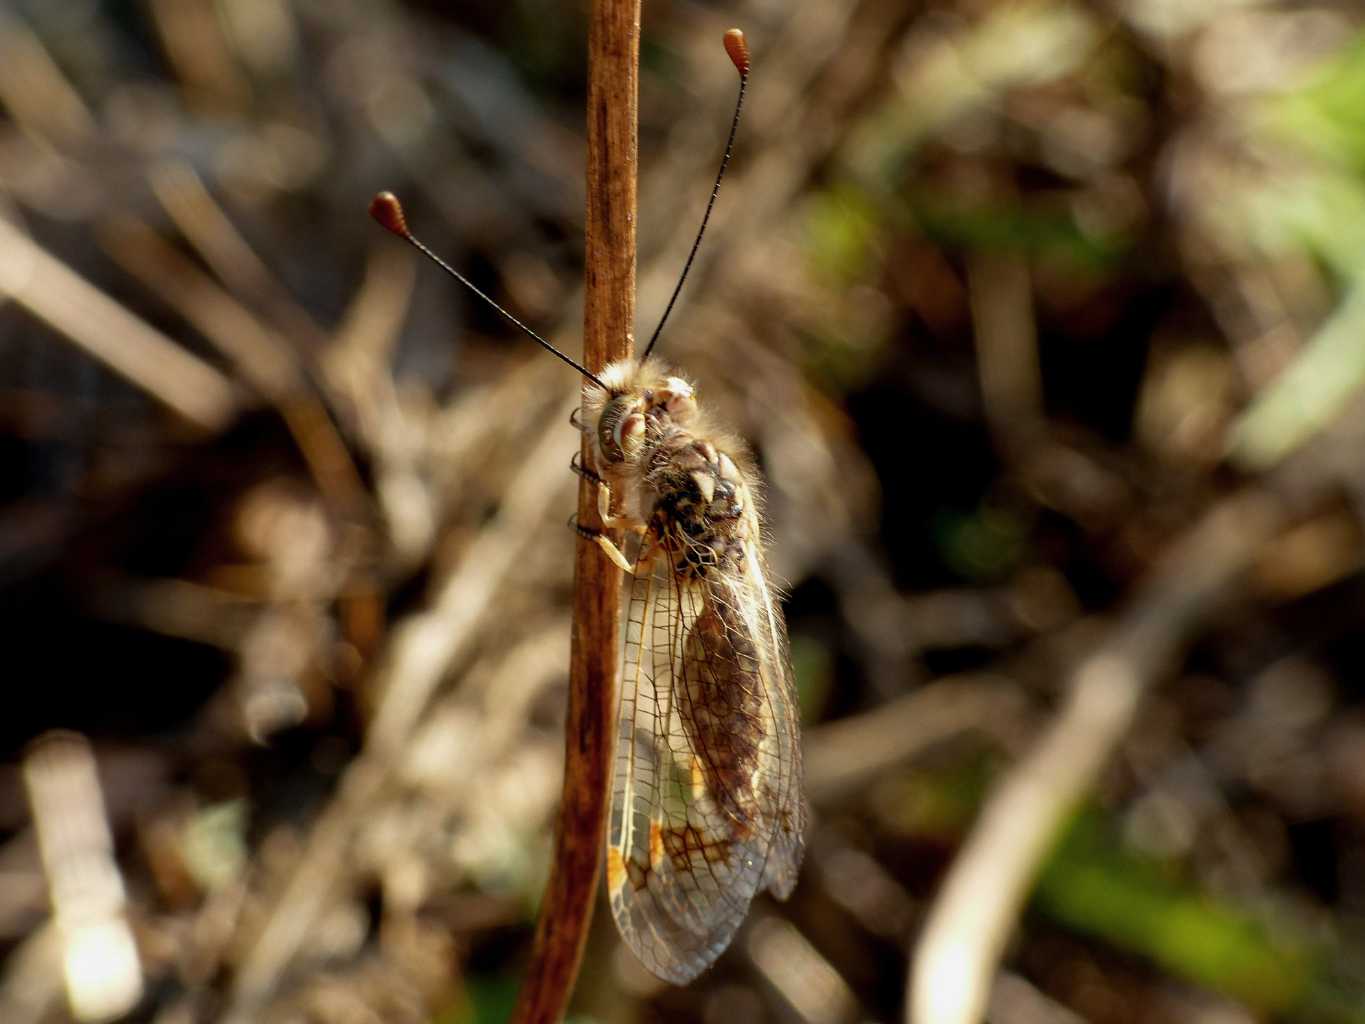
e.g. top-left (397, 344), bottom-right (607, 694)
top-left (368, 191), bottom-right (608, 390)
top-left (640, 28), bottom-right (751, 361)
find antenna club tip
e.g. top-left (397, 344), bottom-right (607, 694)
top-left (723, 28), bottom-right (750, 76)
top-left (369, 191), bottom-right (410, 238)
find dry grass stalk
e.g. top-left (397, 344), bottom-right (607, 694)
top-left (510, 0), bottom-right (639, 1020)
top-left (0, 216), bottom-right (237, 431)
top-left (909, 490), bottom-right (1286, 1024)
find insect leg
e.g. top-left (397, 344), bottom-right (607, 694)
top-left (570, 453), bottom-right (644, 532)
top-left (569, 514), bottom-right (636, 572)
top-left (569, 450), bottom-right (604, 485)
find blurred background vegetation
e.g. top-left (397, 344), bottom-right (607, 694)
top-left (5, 1), bottom-right (1365, 1022)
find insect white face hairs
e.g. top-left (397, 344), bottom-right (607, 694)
top-left (370, 27), bottom-right (805, 984)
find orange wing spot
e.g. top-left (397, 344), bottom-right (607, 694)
top-left (606, 847), bottom-right (627, 894)
top-left (649, 820), bottom-right (665, 868)
top-left (690, 755), bottom-right (706, 798)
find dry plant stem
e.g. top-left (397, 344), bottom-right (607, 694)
top-left (968, 251), bottom-right (1042, 453)
top-left (0, 216), bottom-right (237, 431)
top-left (804, 675), bottom-right (1027, 805)
top-left (224, 412), bottom-right (577, 1021)
top-left (96, 215), bottom-right (367, 516)
top-left (512, 0), bottom-right (638, 1019)
top-left (150, 162), bottom-right (330, 354)
top-left (909, 489), bottom-right (1285, 1024)
top-left (146, 164), bottom-right (370, 514)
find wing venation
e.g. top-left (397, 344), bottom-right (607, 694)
top-left (606, 505), bottom-right (805, 983)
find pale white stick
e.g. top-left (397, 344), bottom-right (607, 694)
top-left (0, 217), bottom-right (237, 431)
top-left (910, 491), bottom-right (1284, 1024)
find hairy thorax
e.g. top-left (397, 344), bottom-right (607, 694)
top-left (648, 431), bottom-right (751, 580)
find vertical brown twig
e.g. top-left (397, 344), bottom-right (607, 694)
top-left (511, 1), bottom-right (638, 1020)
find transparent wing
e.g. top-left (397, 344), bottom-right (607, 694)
top-left (606, 512), bottom-right (805, 984)
top-left (733, 510), bottom-right (806, 900)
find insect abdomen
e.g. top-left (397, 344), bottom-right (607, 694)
top-left (681, 595), bottom-right (767, 834)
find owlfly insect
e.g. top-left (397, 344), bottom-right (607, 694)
top-left (369, 28), bottom-right (804, 984)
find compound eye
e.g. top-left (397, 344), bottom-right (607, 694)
top-left (616, 412), bottom-right (646, 456)
top-left (597, 397), bottom-right (639, 462)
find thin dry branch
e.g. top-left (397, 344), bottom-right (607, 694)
top-left (909, 489), bottom-right (1286, 1024)
top-left (804, 675), bottom-right (1028, 806)
top-left (96, 212), bottom-right (368, 517)
top-left (511, 0), bottom-right (638, 1019)
top-left (222, 411), bottom-right (577, 1021)
top-left (0, 216), bottom-right (238, 431)
top-left (149, 162), bottom-right (330, 353)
